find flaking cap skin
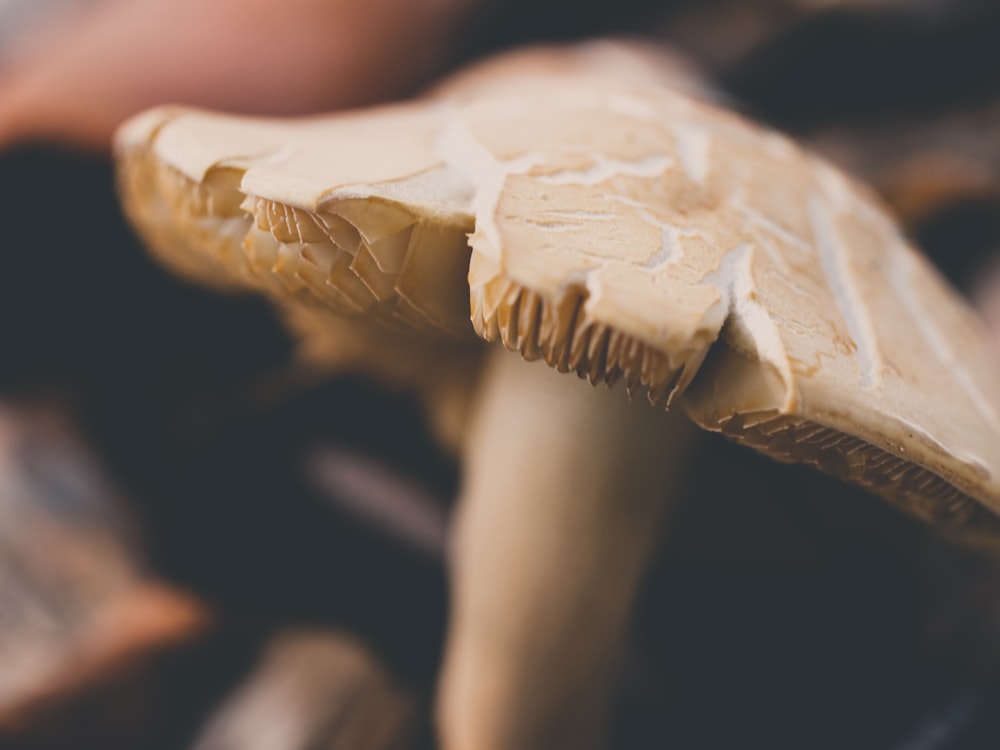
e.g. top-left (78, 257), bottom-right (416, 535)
top-left (117, 41), bottom-right (1000, 538)
top-left (115, 40), bottom-right (1000, 750)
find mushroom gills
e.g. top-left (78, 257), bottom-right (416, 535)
top-left (117, 111), bottom-right (476, 341)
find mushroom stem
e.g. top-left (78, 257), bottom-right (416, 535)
top-left (438, 348), bottom-right (692, 750)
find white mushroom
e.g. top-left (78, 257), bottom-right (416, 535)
top-left (115, 40), bottom-right (1000, 750)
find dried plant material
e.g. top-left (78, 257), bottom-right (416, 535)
top-left (189, 629), bottom-right (415, 750)
top-left (0, 407), bottom-right (228, 750)
top-left (0, 583), bottom-right (214, 750)
top-left (0, 584), bottom-right (211, 721)
top-left (0, 405), bottom-right (139, 709)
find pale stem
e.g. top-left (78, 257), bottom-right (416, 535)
top-left (438, 347), bottom-right (694, 750)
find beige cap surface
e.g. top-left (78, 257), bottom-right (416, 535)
top-left (116, 41), bottom-right (1000, 544)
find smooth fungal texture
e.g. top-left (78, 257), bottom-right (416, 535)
top-left (115, 41), bottom-right (1000, 540)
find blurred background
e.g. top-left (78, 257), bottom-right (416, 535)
top-left (0, 0), bottom-right (999, 748)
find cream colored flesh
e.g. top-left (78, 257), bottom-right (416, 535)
top-left (118, 46), bottom-right (1000, 531)
top-left (118, 103), bottom-right (476, 340)
top-left (115, 39), bottom-right (1000, 750)
top-left (440, 348), bottom-right (692, 750)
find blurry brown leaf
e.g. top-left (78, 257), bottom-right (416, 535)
top-left (0, 404), bottom-right (139, 707)
top-left (0, 584), bottom-right (214, 749)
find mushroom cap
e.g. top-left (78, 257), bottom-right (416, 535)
top-left (115, 42), bottom-right (1000, 544)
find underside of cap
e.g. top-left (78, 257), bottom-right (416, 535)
top-left (115, 42), bottom-right (1000, 544)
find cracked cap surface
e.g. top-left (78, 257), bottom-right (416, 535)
top-left (115, 41), bottom-right (1000, 546)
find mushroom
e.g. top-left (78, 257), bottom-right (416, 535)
top-left (114, 40), bottom-right (1000, 750)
